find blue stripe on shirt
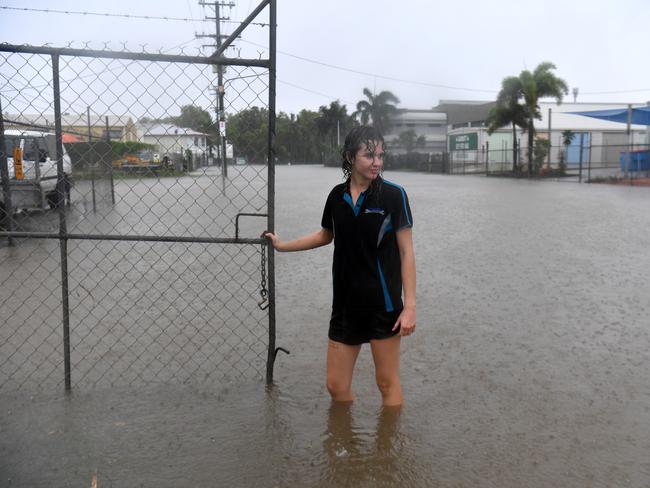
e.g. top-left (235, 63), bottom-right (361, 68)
top-left (383, 179), bottom-right (412, 227)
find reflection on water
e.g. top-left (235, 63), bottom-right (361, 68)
top-left (320, 402), bottom-right (409, 487)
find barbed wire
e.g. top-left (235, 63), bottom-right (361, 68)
top-left (237, 39), bottom-right (498, 94)
top-left (0, 5), bottom-right (268, 26)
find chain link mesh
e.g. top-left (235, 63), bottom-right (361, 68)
top-left (1, 43), bottom-right (272, 390)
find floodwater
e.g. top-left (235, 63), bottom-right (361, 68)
top-left (2, 166), bottom-right (650, 487)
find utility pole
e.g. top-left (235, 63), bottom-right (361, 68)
top-left (197, 1), bottom-right (235, 182)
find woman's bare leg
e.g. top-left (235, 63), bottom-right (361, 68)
top-left (326, 339), bottom-right (362, 402)
top-left (370, 335), bottom-right (403, 406)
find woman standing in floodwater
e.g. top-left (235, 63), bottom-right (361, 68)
top-left (265, 125), bottom-right (416, 406)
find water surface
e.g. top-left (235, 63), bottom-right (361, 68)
top-left (2, 166), bottom-right (650, 487)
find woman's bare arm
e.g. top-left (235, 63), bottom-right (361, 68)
top-left (392, 227), bottom-right (416, 336)
top-left (264, 228), bottom-right (333, 252)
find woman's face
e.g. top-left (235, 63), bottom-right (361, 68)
top-left (350, 140), bottom-right (384, 181)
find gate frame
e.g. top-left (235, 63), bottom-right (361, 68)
top-left (0, 0), bottom-right (279, 389)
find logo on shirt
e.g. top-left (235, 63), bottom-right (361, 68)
top-left (364, 208), bottom-right (385, 215)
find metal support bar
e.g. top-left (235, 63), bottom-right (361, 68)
top-left (0, 44), bottom-right (269, 68)
top-left (0, 231), bottom-right (265, 244)
top-left (52, 54), bottom-right (72, 392)
top-left (265, 0), bottom-right (277, 385)
top-left (4, 119), bottom-right (99, 139)
top-left (212, 0), bottom-right (270, 58)
top-left (235, 212), bottom-right (268, 239)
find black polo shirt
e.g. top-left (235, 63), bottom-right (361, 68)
top-left (321, 178), bottom-right (413, 313)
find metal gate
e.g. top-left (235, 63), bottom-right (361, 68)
top-left (0, 1), bottom-right (283, 391)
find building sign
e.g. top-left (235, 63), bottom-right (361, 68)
top-left (450, 133), bottom-right (478, 151)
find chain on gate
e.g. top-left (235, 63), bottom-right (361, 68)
top-left (260, 231), bottom-right (290, 364)
top-left (258, 234), bottom-right (269, 311)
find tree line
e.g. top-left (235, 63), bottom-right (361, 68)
top-left (139, 88), bottom-right (402, 165)
top-left (139, 61), bottom-right (570, 174)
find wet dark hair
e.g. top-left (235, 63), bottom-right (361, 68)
top-left (341, 125), bottom-right (386, 193)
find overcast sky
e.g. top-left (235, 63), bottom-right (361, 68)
top-left (2, 0), bottom-right (650, 116)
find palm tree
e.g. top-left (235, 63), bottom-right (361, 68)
top-left (487, 76), bottom-right (527, 173)
top-left (561, 129), bottom-right (575, 148)
top-left (520, 62), bottom-right (569, 176)
top-left (316, 100), bottom-right (352, 148)
top-left (487, 62), bottom-right (568, 176)
top-left (354, 88), bottom-right (400, 134)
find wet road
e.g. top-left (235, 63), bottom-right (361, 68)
top-left (2, 166), bottom-right (650, 487)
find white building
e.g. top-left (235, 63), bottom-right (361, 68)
top-left (442, 101), bottom-right (650, 172)
top-left (385, 109), bottom-right (447, 154)
top-left (138, 123), bottom-right (209, 169)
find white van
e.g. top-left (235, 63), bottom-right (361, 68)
top-left (1, 130), bottom-right (72, 227)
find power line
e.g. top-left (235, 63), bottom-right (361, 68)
top-left (580, 88), bottom-right (650, 95)
top-left (0, 5), bottom-right (268, 26)
top-left (239, 39), bottom-right (498, 94)
top-left (242, 39), bottom-right (650, 97)
top-left (277, 79), bottom-right (357, 107)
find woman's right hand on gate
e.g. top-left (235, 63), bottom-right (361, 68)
top-left (264, 232), bottom-right (282, 250)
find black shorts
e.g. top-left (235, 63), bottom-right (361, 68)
top-left (328, 308), bottom-right (402, 346)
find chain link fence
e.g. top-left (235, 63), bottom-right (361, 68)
top-left (447, 143), bottom-right (650, 183)
top-left (0, 6), bottom-right (280, 391)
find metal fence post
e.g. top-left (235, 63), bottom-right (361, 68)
top-left (587, 137), bottom-right (592, 183)
top-left (106, 116), bottom-right (115, 205)
top-left (266, 0), bottom-right (277, 385)
top-left (625, 104), bottom-right (632, 182)
top-left (627, 132), bottom-right (640, 185)
top-left (578, 133), bottom-right (584, 183)
top-left (87, 106), bottom-right (97, 213)
top-left (547, 108), bottom-right (552, 169)
top-left (52, 54), bottom-right (72, 391)
top-left (0, 98), bottom-right (15, 246)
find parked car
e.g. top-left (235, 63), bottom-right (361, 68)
top-left (1, 130), bottom-right (72, 228)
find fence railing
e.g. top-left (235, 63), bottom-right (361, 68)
top-left (397, 143), bottom-right (650, 183)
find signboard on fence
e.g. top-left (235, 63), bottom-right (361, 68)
top-left (449, 133), bottom-right (478, 151)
